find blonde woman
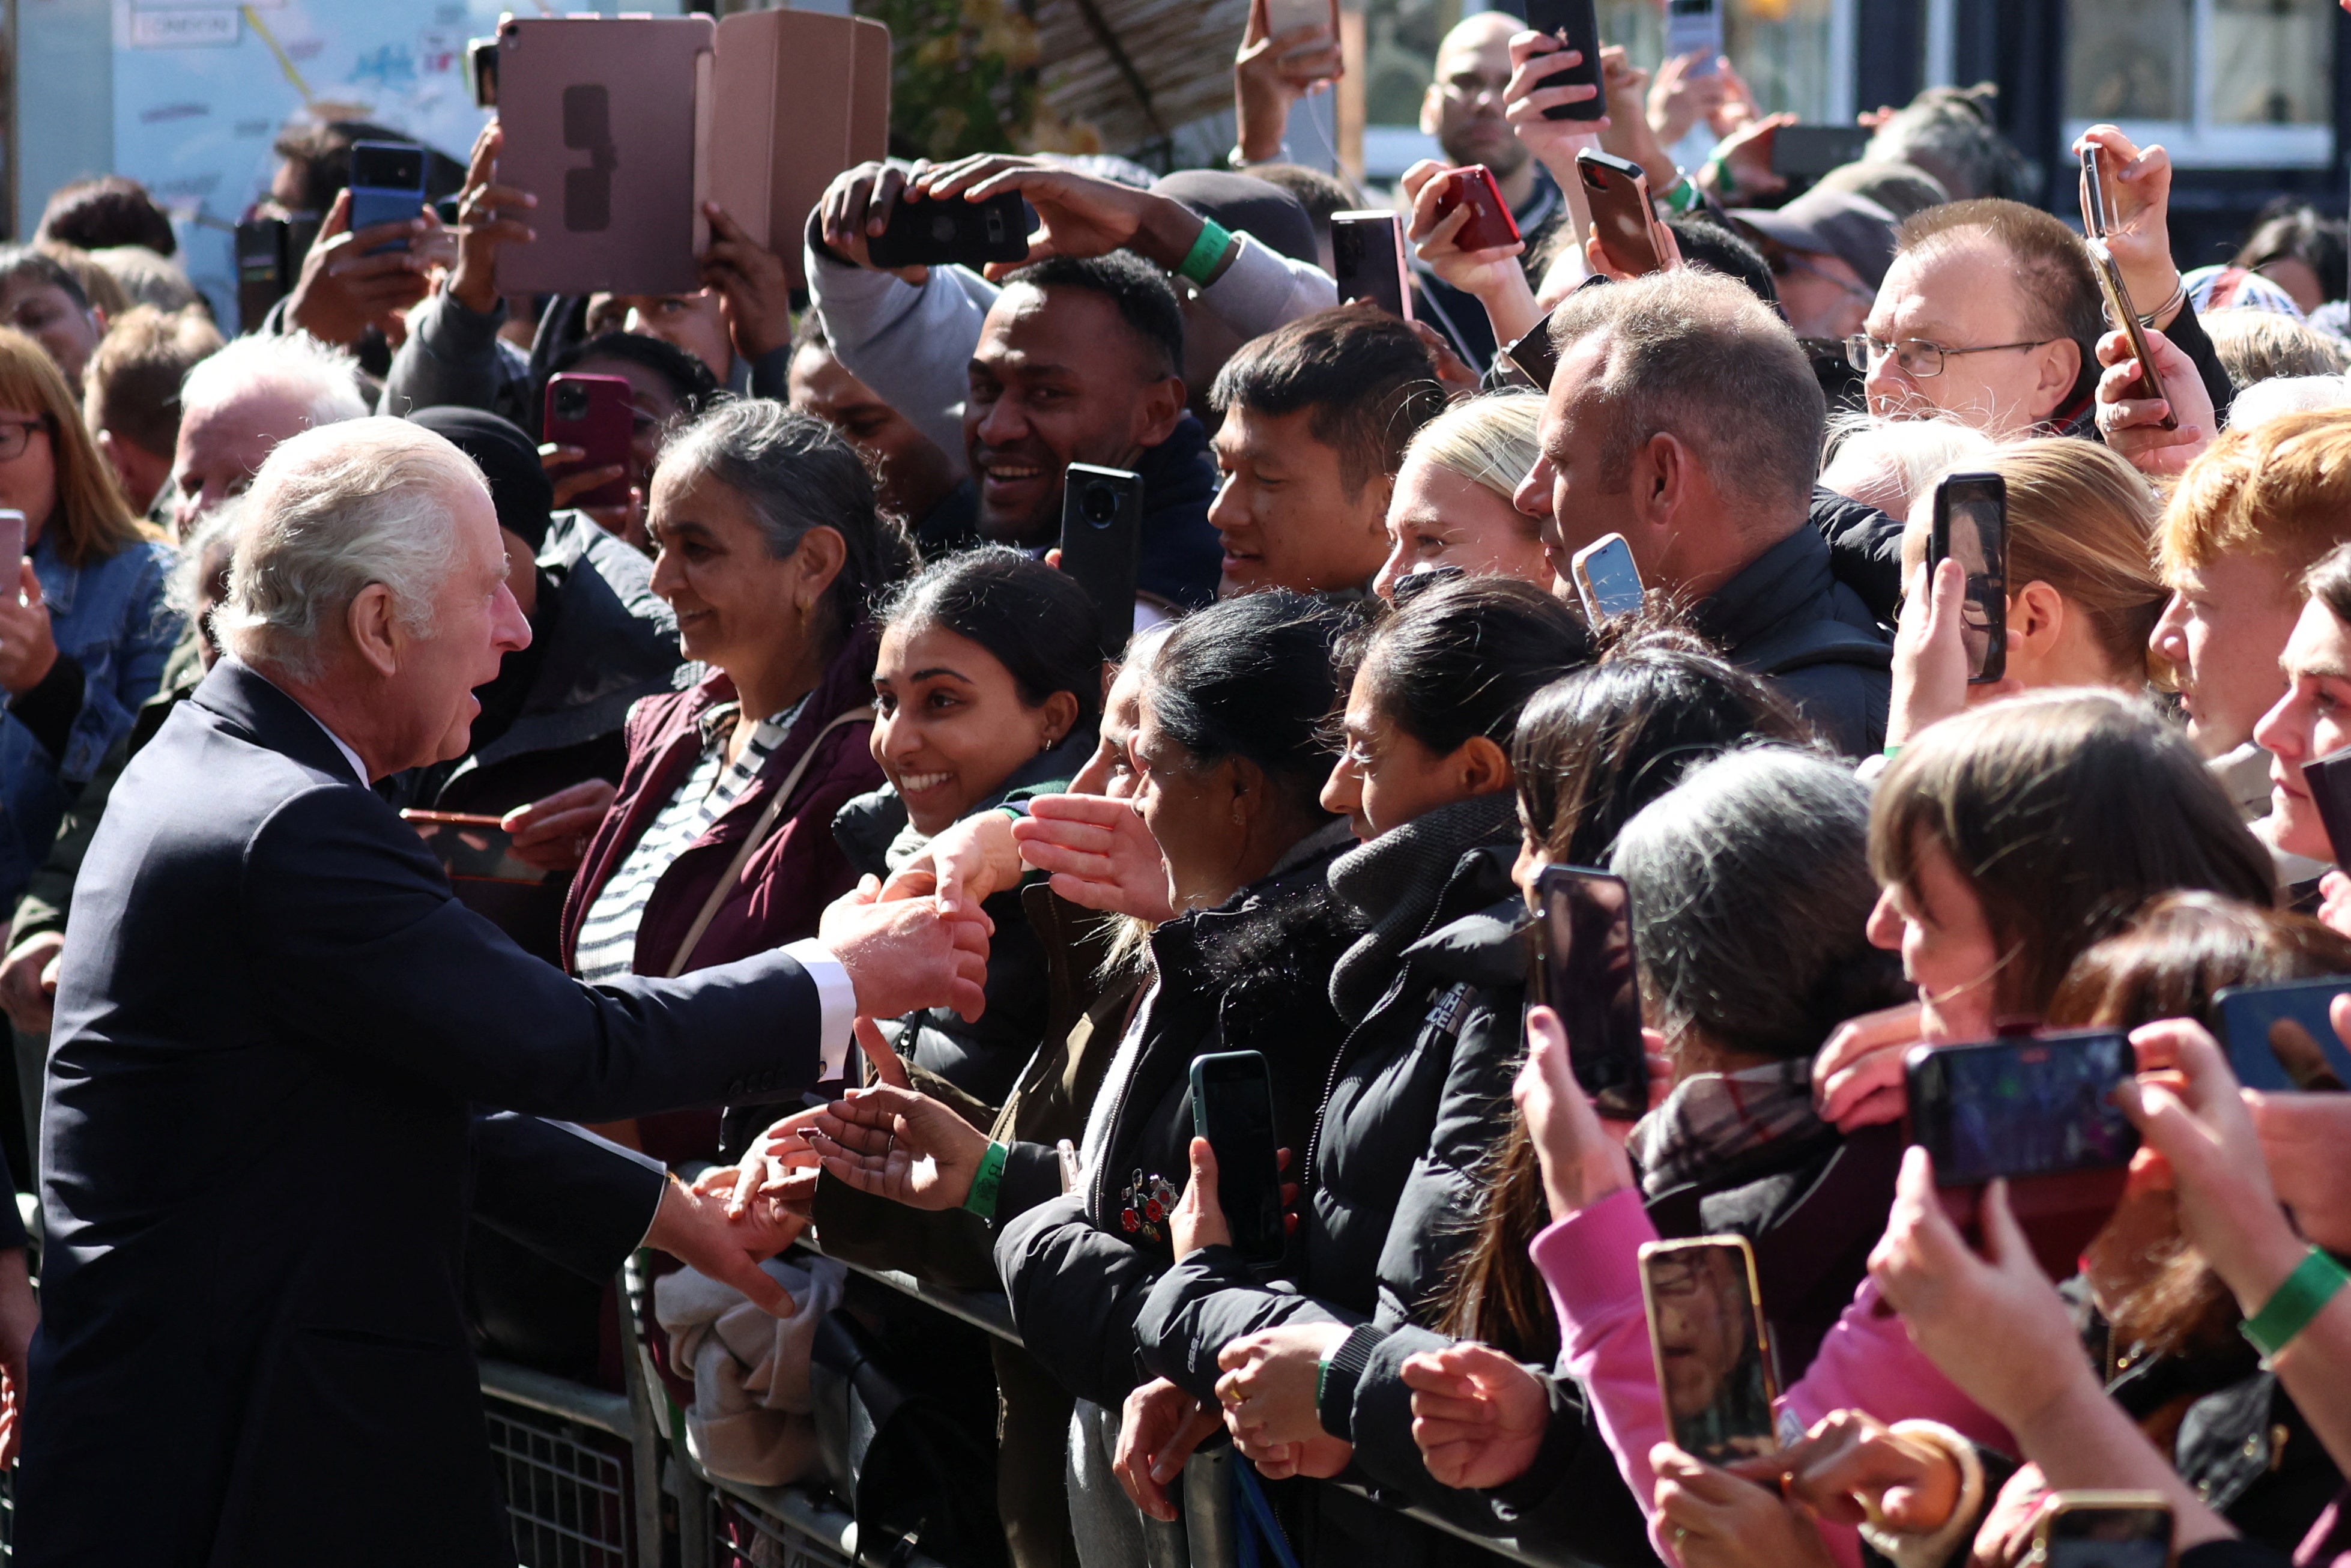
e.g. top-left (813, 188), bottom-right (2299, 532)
top-left (1889, 437), bottom-right (2168, 747)
top-left (0, 326), bottom-right (175, 914)
top-left (1373, 390), bottom-right (1555, 598)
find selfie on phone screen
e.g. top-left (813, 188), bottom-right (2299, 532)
top-left (1640, 1240), bottom-right (1776, 1463)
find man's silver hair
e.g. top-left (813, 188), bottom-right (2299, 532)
top-left (214, 418), bottom-right (483, 681)
top-left (178, 330), bottom-right (368, 430)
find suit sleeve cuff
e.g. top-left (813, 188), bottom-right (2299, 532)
top-left (781, 939), bottom-right (855, 1082)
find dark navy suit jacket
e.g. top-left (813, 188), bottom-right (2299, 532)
top-left (19, 660), bottom-right (824, 1567)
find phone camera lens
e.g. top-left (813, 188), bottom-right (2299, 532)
top-left (928, 213), bottom-right (956, 244)
top-left (1080, 483), bottom-right (1118, 527)
top-left (555, 386), bottom-right (587, 419)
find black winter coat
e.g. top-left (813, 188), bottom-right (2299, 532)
top-left (1134, 848), bottom-right (1526, 1400)
top-left (1694, 523), bottom-right (1892, 757)
top-left (996, 826), bottom-right (1361, 1408)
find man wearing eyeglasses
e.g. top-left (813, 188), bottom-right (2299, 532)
top-left (1849, 198), bottom-right (2110, 441)
top-left (1729, 188), bottom-right (1896, 344)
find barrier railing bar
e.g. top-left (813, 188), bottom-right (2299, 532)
top-left (480, 1355), bottom-right (637, 1443)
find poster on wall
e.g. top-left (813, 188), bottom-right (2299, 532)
top-left (110, 0), bottom-right (674, 328)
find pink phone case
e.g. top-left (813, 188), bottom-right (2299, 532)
top-left (493, 16), bottom-right (715, 297)
top-left (1436, 166), bottom-right (1522, 253)
top-left (543, 374), bottom-right (635, 511)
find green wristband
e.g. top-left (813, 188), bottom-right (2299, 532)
top-left (1176, 217), bottom-right (1236, 286)
top-left (1656, 172), bottom-right (1701, 216)
top-left (963, 1140), bottom-right (1010, 1219)
top-left (2241, 1246), bottom-right (2349, 1363)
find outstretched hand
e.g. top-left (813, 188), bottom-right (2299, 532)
top-left (643, 1174), bottom-right (807, 1316)
top-left (820, 875), bottom-right (994, 1021)
top-left (803, 1082), bottom-right (993, 1210)
top-left (1012, 793), bottom-right (1178, 922)
top-left (2095, 326), bottom-right (2212, 478)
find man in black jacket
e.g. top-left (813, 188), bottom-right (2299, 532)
top-left (16, 417), bottom-right (989, 1568)
top-left (1517, 270), bottom-right (1891, 754)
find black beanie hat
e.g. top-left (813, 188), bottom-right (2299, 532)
top-left (408, 405), bottom-right (556, 555)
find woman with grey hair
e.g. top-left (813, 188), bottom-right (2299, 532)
top-left (559, 400), bottom-right (915, 1154)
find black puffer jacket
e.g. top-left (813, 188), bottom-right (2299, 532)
top-left (1693, 523), bottom-right (1892, 757)
top-left (1133, 827), bottom-right (1525, 1401)
top-left (995, 823), bottom-right (1361, 1408)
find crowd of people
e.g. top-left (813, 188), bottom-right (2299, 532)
top-left (0, 8), bottom-right (2343, 1568)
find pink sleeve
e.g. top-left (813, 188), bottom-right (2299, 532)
top-left (1783, 1275), bottom-right (2014, 1456)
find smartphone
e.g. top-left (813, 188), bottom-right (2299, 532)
top-left (234, 214), bottom-right (322, 331)
top-left (401, 811), bottom-right (548, 885)
top-left (1262, 0), bottom-right (1340, 56)
top-left (1663, 0), bottom-right (1722, 73)
top-left (1433, 166), bottom-right (1523, 253)
top-left (867, 190), bottom-right (1032, 271)
top-left (1571, 533), bottom-right (1643, 622)
top-left (346, 141), bottom-right (428, 253)
top-left (1059, 464), bottom-right (1144, 664)
top-left (1504, 295), bottom-right (1576, 389)
top-left (467, 35), bottom-right (500, 109)
top-left (2303, 742), bottom-right (2351, 868)
top-left (543, 374), bottom-right (637, 510)
top-left (1532, 865), bottom-right (1647, 1121)
top-left (1638, 1237), bottom-right (1776, 1464)
top-left (1770, 124), bottom-right (1872, 181)
top-left (2030, 1492), bottom-right (2173, 1568)
top-left (1331, 211), bottom-right (1414, 321)
top-left (2215, 975), bottom-right (2351, 1092)
top-left (2083, 241), bottom-right (2174, 429)
top-left (1189, 1051), bottom-right (1286, 1265)
top-left (1577, 150), bottom-right (1665, 277)
top-left (0, 511), bottom-right (25, 576)
top-left (1522, 0), bottom-right (1605, 122)
top-left (1928, 470), bottom-right (2008, 685)
top-left (1904, 1031), bottom-right (2139, 1188)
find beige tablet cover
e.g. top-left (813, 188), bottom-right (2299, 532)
top-left (493, 15), bottom-right (717, 298)
top-left (707, 11), bottom-right (893, 290)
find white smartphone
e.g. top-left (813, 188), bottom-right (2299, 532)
top-left (1665, 0), bottom-right (1722, 73)
top-left (0, 510), bottom-right (26, 580)
top-left (1262, 0), bottom-right (1338, 45)
top-left (1572, 533), bottom-right (1643, 622)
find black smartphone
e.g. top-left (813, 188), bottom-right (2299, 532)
top-left (1576, 150), bottom-right (1664, 276)
top-left (2213, 974), bottom-right (2351, 1092)
top-left (2033, 1494), bottom-right (2173, 1568)
top-left (1533, 865), bottom-right (1647, 1121)
top-left (1770, 124), bottom-right (1872, 181)
top-left (2302, 742), bottom-right (2351, 868)
top-left (1058, 463), bottom-right (1143, 664)
top-left (1929, 470), bottom-right (2008, 685)
top-left (1189, 1050), bottom-right (1285, 1265)
top-left (1904, 1031), bottom-right (2139, 1188)
top-left (867, 190), bottom-right (1031, 270)
top-left (1522, 0), bottom-right (1605, 122)
top-left (400, 811), bottom-right (548, 885)
top-left (1331, 210), bottom-right (1413, 319)
top-left (1505, 301), bottom-right (1563, 389)
top-left (346, 140), bottom-right (428, 253)
top-left (234, 214), bottom-right (322, 331)
top-left (1638, 1237), bottom-right (1778, 1464)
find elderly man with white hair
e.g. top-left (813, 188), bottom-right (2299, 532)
top-left (166, 328), bottom-right (369, 539)
top-left (15, 417), bottom-right (991, 1568)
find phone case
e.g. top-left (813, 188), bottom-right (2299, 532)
top-left (1577, 151), bottom-right (1663, 276)
top-left (707, 9), bottom-right (892, 291)
top-left (1769, 124), bottom-right (1871, 180)
top-left (1523, 0), bottom-right (1604, 122)
top-left (401, 812), bottom-right (547, 885)
top-left (1636, 1237), bottom-right (1778, 1464)
top-left (1059, 464), bottom-right (1144, 662)
top-left (1188, 1051), bottom-right (1285, 1265)
top-left (2085, 241), bottom-right (2176, 429)
top-left (1331, 211), bottom-right (1413, 321)
top-left (1571, 534), bottom-right (1644, 622)
top-left (2213, 975), bottom-right (2351, 1092)
top-left (495, 16), bottom-right (715, 297)
top-left (1262, 0), bottom-right (1339, 42)
top-left (1929, 472), bottom-right (2008, 685)
top-left (1505, 306), bottom-right (1562, 390)
top-left (0, 511), bottom-right (25, 571)
top-left (868, 191), bottom-right (1031, 270)
top-left (1436, 167), bottom-right (1522, 253)
top-left (543, 374), bottom-right (636, 510)
top-left (2302, 743), bottom-right (2351, 868)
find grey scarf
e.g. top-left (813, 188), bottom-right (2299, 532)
top-left (1327, 792), bottom-right (1522, 1025)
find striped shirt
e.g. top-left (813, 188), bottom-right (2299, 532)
top-left (573, 697), bottom-right (809, 984)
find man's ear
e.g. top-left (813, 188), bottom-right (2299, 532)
top-left (344, 583), bottom-right (401, 679)
top-left (2036, 338), bottom-right (2083, 416)
top-left (1418, 84), bottom-right (1442, 138)
top-left (1133, 374), bottom-right (1188, 452)
top-left (1630, 431), bottom-right (1688, 532)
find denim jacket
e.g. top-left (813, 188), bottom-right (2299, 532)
top-left (0, 531), bottom-right (180, 907)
